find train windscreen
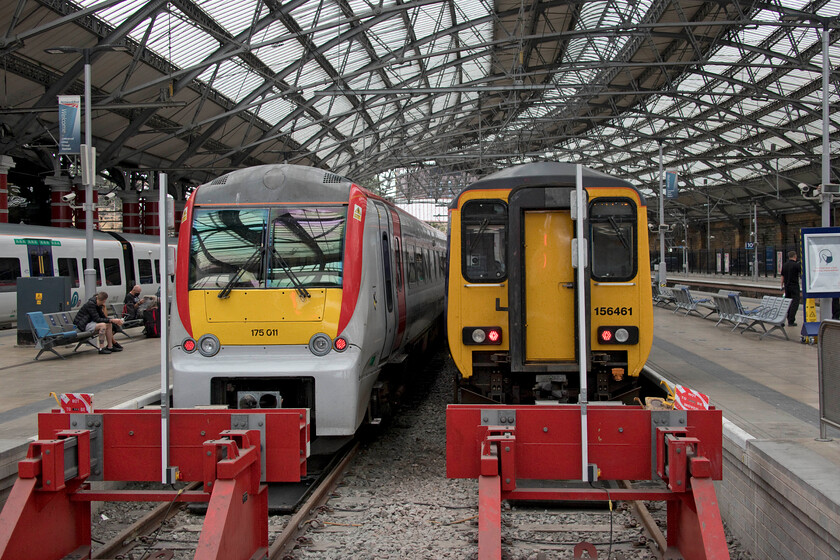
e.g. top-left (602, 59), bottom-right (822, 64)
top-left (189, 207), bottom-right (347, 290)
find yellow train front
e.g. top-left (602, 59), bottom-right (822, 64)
top-left (447, 162), bottom-right (653, 404)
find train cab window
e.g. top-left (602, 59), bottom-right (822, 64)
top-left (590, 199), bottom-right (636, 281)
top-left (57, 258), bottom-right (80, 288)
top-left (138, 259), bottom-right (154, 284)
top-left (104, 258), bottom-right (122, 286)
top-left (0, 257), bottom-right (21, 292)
top-left (267, 206), bottom-right (346, 288)
top-left (81, 258), bottom-right (102, 286)
top-left (462, 200), bottom-right (507, 282)
top-left (189, 208), bottom-right (268, 290)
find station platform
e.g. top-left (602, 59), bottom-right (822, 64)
top-left (0, 326), bottom-right (162, 505)
top-left (652, 273), bottom-right (840, 559)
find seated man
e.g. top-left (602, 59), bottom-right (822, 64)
top-left (124, 284), bottom-right (143, 321)
top-left (74, 291), bottom-right (124, 355)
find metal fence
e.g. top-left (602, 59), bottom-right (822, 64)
top-left (818, 320), bottom-right (840, 440)
top-left (653, 245), bottom-right (799, 278)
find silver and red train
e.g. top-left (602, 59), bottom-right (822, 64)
top-left (171, 164), bottom-right (445, 437)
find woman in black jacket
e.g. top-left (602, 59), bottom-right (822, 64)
top-left (73, 291), bottom-right (124, 355)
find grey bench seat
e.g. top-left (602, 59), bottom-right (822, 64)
top-left (27, 311), bottom-right (98, 360)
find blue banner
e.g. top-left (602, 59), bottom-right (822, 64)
top-left (665, 169), bottom-right (678, 199)
top-left (58, 95), bottom-right (81, 154)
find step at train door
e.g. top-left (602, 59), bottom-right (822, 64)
top-left (508, 186), bottom-right (591, 374)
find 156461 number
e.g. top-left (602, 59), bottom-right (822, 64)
top-left (594, 306), bottom-right (632, 316)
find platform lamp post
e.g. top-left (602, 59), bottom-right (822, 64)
top-left (44, 45), bottom-right (127, 301)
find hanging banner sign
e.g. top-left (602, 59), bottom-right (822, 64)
top-left (665, 169), bottom-right (679, 199)
top-left (801, 227), bottom-right (840, 298)
top-left (58, 95), bottom-right (81, 154)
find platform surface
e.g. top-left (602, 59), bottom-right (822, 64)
top-left (0, 327), bottom-right (162, 445)
top-left (652, 273), bottom-right (840, 518)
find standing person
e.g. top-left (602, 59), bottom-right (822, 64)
top-left (73, 291), bottom-right (124, 354)
top-left (124, 284), bottom-right (142, 321)
top-left (781, 250), bottom-right (801, 327)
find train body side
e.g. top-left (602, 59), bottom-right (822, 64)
top-left (0, 223), bottom-right (167, 325)
top-left (170, 164), bottom-right (444, 437)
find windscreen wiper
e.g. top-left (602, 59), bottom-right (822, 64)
top-left (269, 246), bottom-right (311, 299)
top-left (607, 216), bottom-right (630, 250)
top-left (218, 246), bottom-right (263, 299)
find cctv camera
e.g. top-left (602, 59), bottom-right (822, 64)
top-left (62, 193), bottom-right (76, 203)
top-left (101, 192), bottom-right (116, 201)
top-left (798, 183), bottom-right (810, 194)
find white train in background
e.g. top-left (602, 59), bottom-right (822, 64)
top-left (0, 223), bottom-right (169, 326)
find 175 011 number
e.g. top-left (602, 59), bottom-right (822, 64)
top-left (251, 328), bottom-right (279, 337)
top-left (594, 306), bottom-right (632, 316)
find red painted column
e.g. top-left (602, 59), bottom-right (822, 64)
top-left (74, 185), bottom-right (99, 231)
top-left (142, 190), bottom-right (160, 236)
top-left (120, 190), bottom-right (141, 233)
top-left (46, 176), bottom-right (74, 228)
top-left (0, 155), bottom-right (15, 223)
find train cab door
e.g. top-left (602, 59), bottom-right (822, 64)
top-left (372, 201), bottom-right (397, 362)
top-left (508, 187), bottom-right (591, 375)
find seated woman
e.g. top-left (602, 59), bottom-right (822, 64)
top-left (73, 291), bottom-right (124, 355)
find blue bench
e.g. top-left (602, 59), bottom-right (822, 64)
top-left (26, 311), bottom-right (98, 360)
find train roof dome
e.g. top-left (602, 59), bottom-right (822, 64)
top-left (193, 164), bottom-right (354, 205)
top-left (453, 162), bottom-right (644, 208)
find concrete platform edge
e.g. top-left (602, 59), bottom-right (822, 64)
top-left (720, 417), bottom-right (840, 560)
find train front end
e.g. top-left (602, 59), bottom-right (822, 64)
top-left (170, 165), bottom-right (373, 436)
top-left (447, 162), bottom-right (653, 404)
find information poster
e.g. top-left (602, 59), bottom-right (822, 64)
top-left (801, 227), bottom-right (840, 298)
top-left (58, 95), bottom-right (80, 154)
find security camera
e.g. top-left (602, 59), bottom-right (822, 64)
top-left (62, 192), bottom-right (76, 203)
top-left (798, 183), bottom-right (810, 194)
top-left (101, 192), bottom-right (116, 201)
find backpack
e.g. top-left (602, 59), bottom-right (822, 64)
top-left (143, 308), bottom-right (161, 338)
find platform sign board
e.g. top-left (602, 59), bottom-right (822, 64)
top-left (58, 95), bottom-right (81, 155)
top-left (801, 227), bottom-right (840, 298)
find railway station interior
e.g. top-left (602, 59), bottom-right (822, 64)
top-left (1, 1), bottom-right (840, 559)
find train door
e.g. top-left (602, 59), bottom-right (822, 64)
top-left (523, 211), bottom-right (575, 361)
top-left (372, 201), bottom-right (397, 361)
top-left (27, 243), bottom-right (54, 277)
top-left (508, 187), bottom-right (590, 374)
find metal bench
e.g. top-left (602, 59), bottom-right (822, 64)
top-left (26, 311), bottom-right (98, 360)
top-left (652, 282), bottom-right (675, 307)
top-left (672, 286), bottom-right (712, 317)
top-left (734, 296), bottom-right (792, 340)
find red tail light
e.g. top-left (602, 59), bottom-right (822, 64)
top-left (462, 327), bottom-right (503, 345)
top-left (182, 338), bottom-right (197, 353)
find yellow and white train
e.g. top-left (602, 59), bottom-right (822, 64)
top-left (446, 162), bottom-right (653, 404)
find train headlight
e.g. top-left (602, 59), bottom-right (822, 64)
top-left (309, 333), bottom-right (332, 356)
top-left (614, 328), bottom-right (630, 343)
top-left (462, 327), bottom-right (503, 345)
top-left (597, 326), bottom-right (639, 345)
top-left (333, 337), bottom-right (348, 352)
top-left (197, 334), bottom-right (220, 357)
top-left (182, 338), bottom-right (197, 353)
